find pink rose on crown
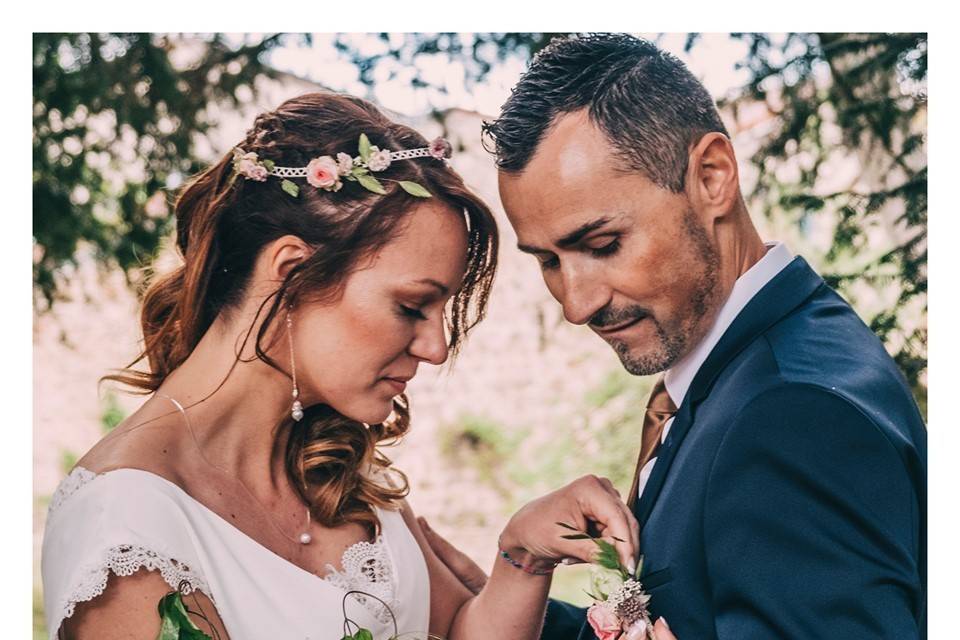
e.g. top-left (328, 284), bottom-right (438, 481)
top-left (428, 137), bottom-right (453, 159)
top-left (306, 156), bottom-right (342, 191)
top-left (234, 150), bottom-right (268, 182)
top-left (586, 603), bottom-right (622, 640)
top-left (247, 164), bottom-right (268, 181)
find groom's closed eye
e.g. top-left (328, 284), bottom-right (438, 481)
top-left (528, 237), bottom-right (623, 271)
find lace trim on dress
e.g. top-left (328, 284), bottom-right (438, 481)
top-left (54, 544), bottom-right (213, 634)
top-left (322, 538), bottom-right (398, 625)
top-left (48, 466), bottom-right (98, 516)
top-left (47, 467), bottom-right (397, 627)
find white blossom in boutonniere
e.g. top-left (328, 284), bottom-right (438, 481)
top-left (557, 522), bottom-right (657, 640)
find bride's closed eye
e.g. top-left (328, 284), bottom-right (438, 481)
top-left (398, 304), bottom-right (427, 321)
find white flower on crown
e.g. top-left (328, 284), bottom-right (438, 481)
top-left (366, 146), bottom-right (392, 172)
top-left (336, 153), bottom-right (354, 176)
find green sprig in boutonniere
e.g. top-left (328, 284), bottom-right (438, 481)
top-left (557, 522), bottom-right (656, 640)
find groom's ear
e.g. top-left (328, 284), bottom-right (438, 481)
top-left (684, 132), bottom-right (741, 223)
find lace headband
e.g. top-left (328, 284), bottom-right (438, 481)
top-left (232, 134), bottom-right (453, 199)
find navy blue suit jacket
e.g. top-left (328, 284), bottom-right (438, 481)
top-left (542, 256), bottom-right (926, 639)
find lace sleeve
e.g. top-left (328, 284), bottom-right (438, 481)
top-left (41, 469), bottom-right (214, 640)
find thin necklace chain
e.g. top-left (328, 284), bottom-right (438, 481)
top-left (156, 391), bottom-right (312, 547)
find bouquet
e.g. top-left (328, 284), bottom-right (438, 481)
top-left (155, 582), bottom-right (441, 640)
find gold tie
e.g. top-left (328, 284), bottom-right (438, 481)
top-left (627, 376), bottom-right (678, 509)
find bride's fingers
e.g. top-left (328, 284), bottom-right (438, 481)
top-left (593, 477), bottom-right (640, 557)
top-left (652, 617), bottom-right (676, 640)
top-left (570, 476), bottom-right (636, 569)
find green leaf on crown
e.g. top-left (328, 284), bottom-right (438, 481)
top-left (357, 174), bottom-right (387, 195)
top-left (354, 630), bottom-right (374, 640)
top-left (398, 181), bottom-right (432, 198)
top-left (358, 134), bottom-right (372, 163)
top-left (261, 159), bottom-right (275, 171)
top-left (281, 179), bottom-right (300, 198)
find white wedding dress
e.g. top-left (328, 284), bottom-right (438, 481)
top-left (41, 466), bottom-right (431, 640)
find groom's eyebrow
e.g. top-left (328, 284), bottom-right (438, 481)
top-left (517, 217), bottom-right (614, 254)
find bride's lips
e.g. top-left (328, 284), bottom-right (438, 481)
top-left (381, 376), bottom-right (410, 394)
top-left (593, 315), bottom-right (647, 339)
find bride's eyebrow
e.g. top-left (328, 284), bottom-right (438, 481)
top-left (408, 278), bottom-right (449, 297)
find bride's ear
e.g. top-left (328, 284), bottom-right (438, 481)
top-left (264, 234), bottom-right (311, 283)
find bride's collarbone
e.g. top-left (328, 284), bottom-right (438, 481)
top-left (75, 417), bottom-right (376, 578)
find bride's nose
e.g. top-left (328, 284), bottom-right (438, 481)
top-left (407, 312), bottom-right (449, 365)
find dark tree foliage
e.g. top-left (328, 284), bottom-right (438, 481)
top-left (725, 33), bottom-right (926, 408)
top-left (33, 33), bottom-right (287, 309)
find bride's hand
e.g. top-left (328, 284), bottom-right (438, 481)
top-left (650, 618), bottom-right (676, 639)
top-left (499, 474), bottom-right (640, 573)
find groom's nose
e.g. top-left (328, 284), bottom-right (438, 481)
top-left (558, 265), bottom-right (609, 326)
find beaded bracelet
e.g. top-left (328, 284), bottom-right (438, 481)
top-left (498, 548), bottom-right (558, 576)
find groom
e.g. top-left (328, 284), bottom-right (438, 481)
top-left (423, 33), bottom-right (927, 639)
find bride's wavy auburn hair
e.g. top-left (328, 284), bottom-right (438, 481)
top-left (105, 93), bottom-right (499, 535)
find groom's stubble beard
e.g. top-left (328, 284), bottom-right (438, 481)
top-left (604, 208), bottom-right (721, 377)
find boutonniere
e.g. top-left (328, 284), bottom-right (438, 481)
top-left (557, 522), bottom-right (656, 640)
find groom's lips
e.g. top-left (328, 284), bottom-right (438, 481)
top-left (593, 314), bottom-right (647, 338)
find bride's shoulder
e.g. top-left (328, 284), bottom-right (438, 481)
top-left (69, 407), bottom-right (191, 493)
top-left (42, 467), bottom-right (214, 640)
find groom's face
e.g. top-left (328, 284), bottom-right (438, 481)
top-left (498, 110), bottom-right (721, 376)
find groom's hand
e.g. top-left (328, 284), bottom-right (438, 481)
top-left (417, 516), bottom-right (488, 595)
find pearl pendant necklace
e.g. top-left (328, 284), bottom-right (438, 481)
top-left (156, 392), bottom-right (314, 548)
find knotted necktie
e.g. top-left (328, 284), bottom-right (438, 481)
top-left (626, 376), bottom-right (678, 510)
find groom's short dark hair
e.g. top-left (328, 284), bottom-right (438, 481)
top-left (483, 33), bottom-right (729, 193)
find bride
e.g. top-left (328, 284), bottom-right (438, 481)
top-left (41, 92), bottom-right (644, 640)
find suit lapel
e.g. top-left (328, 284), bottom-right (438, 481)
top-left (633, 256), bottom-right (826, 526)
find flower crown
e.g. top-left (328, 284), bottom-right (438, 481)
top-left (231, 134), bottom-right (453, 199)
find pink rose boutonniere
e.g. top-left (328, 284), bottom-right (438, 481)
top-left (587, 602), bottom-right (623, 640)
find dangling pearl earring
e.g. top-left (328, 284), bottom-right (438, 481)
top-left (286, 306), bottom-right (304, 422)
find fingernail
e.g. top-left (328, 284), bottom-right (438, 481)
top-left (626, 559), bottom-right (636, 575)
top-left (661, 617), bottom-right (670, 630)
top-left (561, 557), bottom-right (573, 565)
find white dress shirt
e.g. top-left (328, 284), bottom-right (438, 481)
top-left (634, 242), bottom-right (795, 499)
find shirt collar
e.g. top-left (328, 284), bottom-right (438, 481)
top-left (663, 242), bottom-right (794, 406)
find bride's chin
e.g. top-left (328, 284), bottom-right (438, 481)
top-left (343, 399), bottom-right (394, 426)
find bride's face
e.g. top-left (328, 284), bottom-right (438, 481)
top-left (291, 201), bottom-right (468, 424)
